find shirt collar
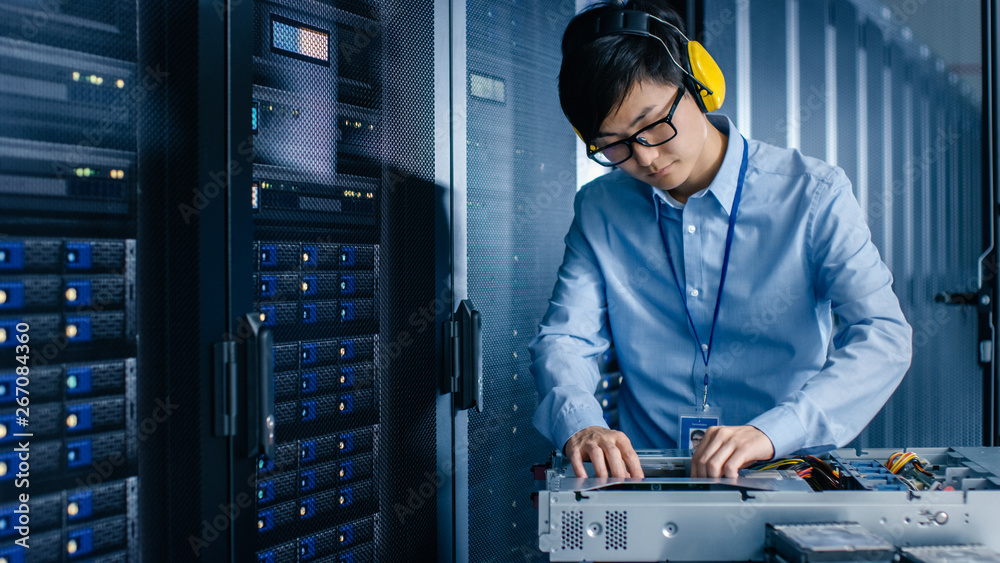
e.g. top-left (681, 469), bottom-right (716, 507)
top-left (650, 114), bottom-right (744, 221)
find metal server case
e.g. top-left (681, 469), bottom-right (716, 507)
top-left (537, 448), bottom-right (1000, 562)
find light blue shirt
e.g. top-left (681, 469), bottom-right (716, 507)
top-left (530, 115), bottom-right (912, 458)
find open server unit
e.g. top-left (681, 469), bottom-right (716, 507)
top-left (537, 448), bottom-right (1000, 562)
top-left (0, 1), bottom-right (140, 561)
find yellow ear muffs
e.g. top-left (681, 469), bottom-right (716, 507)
top-left (686, 40), bottom-right (725, 112)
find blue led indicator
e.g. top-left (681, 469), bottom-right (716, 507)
top-left (66, 367), bottom-right (92, 394)
top-left (260, 244), bottom-right (278, 268)
top-left (300, 537), bottom-right (316, 559)
top-left (300, 469), bottom-right (316, 492)
top-left (300, 401), bottom-right (317, 422)
top-left (302, 303), bottom-right (317, 324)
top-left (302, 343), bottom-right (318, 365)
top-left (67, 439), bottom-right (93, 467)
top-left (301, 373), bottom-right (317, 394)
top-left (300, 441), bottom-right (317, 463)
top-left (260, 276), bottom-right (277, 299)
top-left (340, 247), bottom-right (356, 267)
top-left (0, 243), bottom-right (24, 271)
top-left (340, 275), bottom-right (355, 295)
top-left (65, 242), bottom-right (92, 269)
top-left (340, 302), bottom-right (355, 321)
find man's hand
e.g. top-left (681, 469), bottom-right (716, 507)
top-left (564, 426), bottom-right (645, 479)
top-left (690, 425), bottom-right (774, 478)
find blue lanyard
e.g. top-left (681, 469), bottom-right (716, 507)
top-left (657, 136), bottom-right (749, 410)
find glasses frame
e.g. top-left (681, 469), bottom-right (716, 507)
top-left (587, 82), bottom-right (687, 167)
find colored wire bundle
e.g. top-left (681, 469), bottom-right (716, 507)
top-left (887, 452), bottom-right (934, 476)
top-left (886, 452), bottom-right (938, 490)
top-left (755, 458), bottom-right (807, 471)
top-left (750, 456), bottom-right (841, 491)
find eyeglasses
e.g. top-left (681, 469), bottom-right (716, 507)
top-left (586, 82), bottom-right (686, 167)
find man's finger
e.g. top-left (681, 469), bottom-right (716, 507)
top-left (691, 430), bottom-right (724, 478)
top-left (722, 450), bottom-right (749, 479)
top-left (703, 440), bottom-right (738, 478)
top-left (620, 442), bottom-right (645, 479)
top-left (603, 445), bottom-right (628, 478)
top-left (589, 446), bottom-right (609, 478)
top-left (569, 450), bottom-right (588, 478)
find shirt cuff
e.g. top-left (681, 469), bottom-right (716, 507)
top-left (553, 403), bottom-right (610, 454)
top-left (747, 406), bottom-right (807, 460)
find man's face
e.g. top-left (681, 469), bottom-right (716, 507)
top-left (593, 79), bottom-right (711, 195)
top-left (690, 431), bottom-right (704, 449)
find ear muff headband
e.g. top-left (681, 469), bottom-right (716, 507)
top-left (569, 9), bottom-right (725, 114)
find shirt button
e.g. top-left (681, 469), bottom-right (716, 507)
top-left (690, 289), bottom-right (699, 297)
top-left (687, 225), bottom-right (696, 234)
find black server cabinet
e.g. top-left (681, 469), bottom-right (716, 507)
top-left (0, 1), bottom-right (141, 562)
top-left (228, 1), bottom-right (442, 562)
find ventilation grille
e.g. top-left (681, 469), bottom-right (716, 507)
top-left (560, 510), bottom-right (583, 550)
top-left (605, 510), bottom-right (627, 550)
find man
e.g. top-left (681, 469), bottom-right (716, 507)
top-left (689, 429), bottom-right (705, 451)
top-left (530, 0), bottom-right (912, 479)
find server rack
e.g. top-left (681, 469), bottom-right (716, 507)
top-left (226, 1), bottom-right (443, 562)
top-left (0, 1), bottom-right (141, 561)
top-left (246, 6), bottom-right (382, 561)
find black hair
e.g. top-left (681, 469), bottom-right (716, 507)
top-left (559, 0), bottom-right (690, 142)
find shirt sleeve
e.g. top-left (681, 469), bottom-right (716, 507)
top-left (530, 189), bottom-right (613, 452)
top-left (747, 167), bottom-right (913, 458)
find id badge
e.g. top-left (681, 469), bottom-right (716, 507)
top-left (678, 406), bottom-right (722, 451)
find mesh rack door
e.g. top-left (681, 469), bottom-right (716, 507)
top-left (242, 1), bottom-right (440, 562)
top-left (462, 2), bottom-right (578, 561)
